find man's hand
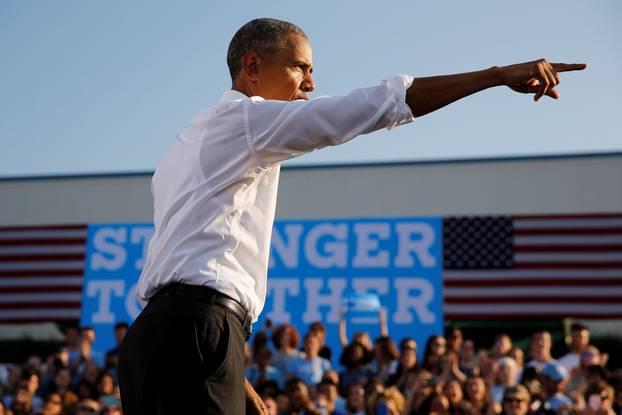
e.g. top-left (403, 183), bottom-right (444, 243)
top-left (245, 377), bottom-right (268, 415)
top-left (499, 59), bottom-right (587, 102)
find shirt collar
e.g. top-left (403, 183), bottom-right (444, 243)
top-left (219, 89), bottom-right (251, 103)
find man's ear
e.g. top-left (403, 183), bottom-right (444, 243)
top-left (242, 52), bottom-right (260, 83)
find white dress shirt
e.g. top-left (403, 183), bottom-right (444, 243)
top-left (136, 75), bottom-right (415, 322)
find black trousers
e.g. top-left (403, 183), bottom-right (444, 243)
top-left (118, 291), bottom-right (247, 414)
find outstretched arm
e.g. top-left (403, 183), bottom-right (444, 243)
top-left (406, 59), bottom-right (587, 117)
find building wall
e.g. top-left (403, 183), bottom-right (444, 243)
top-left (1, 154), bottom-right (621, 226)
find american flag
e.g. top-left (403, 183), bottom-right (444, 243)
top-left (0, 224), bottom-right (87, 323)
top-left (443, 213), bottom-right (622, 320)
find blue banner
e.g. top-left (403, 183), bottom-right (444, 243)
top-left (82, 218), bottom-right (443, 362)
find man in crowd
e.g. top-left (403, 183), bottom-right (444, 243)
top-left (118, 17), bottom-right (586, 414)
top-left (558, 323), bottom-right (590, 373)
top-left (526, 331), bottom-right (557, 371)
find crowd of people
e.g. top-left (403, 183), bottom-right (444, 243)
top-left (0, 319), bottom-right (619, 415)
top-left (0, 323), bottom-right (127, 415)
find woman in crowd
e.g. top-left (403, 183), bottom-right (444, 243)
top-left (462, 376), bottom-right (495, 415)
top-left (386, 338), bottom-right (418, 394)
top-left (423, 336), bottom-right (447, 376)
top-left (271, 324), bottom-right (304, 378)
top-left (443, 379), bottom-right (465, 415)
top-left (371, 336), bottom-right (399, 383)
top-left (338, 341), bottom-right (373, 397)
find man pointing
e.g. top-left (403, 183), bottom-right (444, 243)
top-left (119, 18), bottom-right (585, 414)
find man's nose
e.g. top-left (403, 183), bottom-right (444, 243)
top-left (301, 73), bottom-right (315, 93)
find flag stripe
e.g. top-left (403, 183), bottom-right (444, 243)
top-left (515, 235), bottom-right (622, 245)
top-left (0, 302), bottom-right (82, 310)
top-left (445, 286), bottom-right (622, 296)
top-left (513, 213), bottom-right (622, 220)
top-left (0, 293), bottom-right (82, 303)
top-left (0, 277), bottom-right (83, 287)
top-left (444, 269), bottom-right (622, 280)
top-left (445, 296), bottom-right (622, 304)
top-left (0, 285), bottom-right (82, 294)
top-left (0, 230), bottom-right (87, 239)
top-left (514, 244), bottom-right (622, 253)
top-left (0, 261), bottom-right (84, 271)
top-left (445, 278), bottom-right (622, 287)
top-left (514, 228), bottom-right (622, 236)
top-left (515, 253), bottom-right (622, 262)
top-left (0, 309), bottom-right (82, 319)
top-left (0, 254), bottom-right (86, 262)
top-left (0, 246), bottom-right (86, 255)
top-left (514, 218), bottom-right (622, 229)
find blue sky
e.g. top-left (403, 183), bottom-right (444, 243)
top-left (1, 0), bottom-right (620, 178)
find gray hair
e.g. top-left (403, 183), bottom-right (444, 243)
top-left (226, 18), bottom-right (307, 82)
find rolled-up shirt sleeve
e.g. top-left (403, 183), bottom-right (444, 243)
top-left (244, 75), bottom-right (415, 166)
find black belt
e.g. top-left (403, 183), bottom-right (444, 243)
top-left (151, 283), bottom-right (252, 339)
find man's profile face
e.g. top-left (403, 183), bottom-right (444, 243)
top-left (252, 33), bottom-right (314, 101)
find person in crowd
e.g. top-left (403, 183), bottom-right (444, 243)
top-left (272, 324), bottom-right (305, 377)
top-left (583, 380), bottom-right (616, 415)
top-left (308, 322), bottom-right (332, 362)
top-left (48, 367), bottom-right (78, 414)
top-left (97, 371), bottom-right (121, 410)
top-left (8, 382), bottom-right (32, 415)
top-left (246, 344), bottom-right (286, 391)
top-left (3, 371), bottom-right (42, 414)
top-left (0, 400), bottom-right (8, 415)
top-left (541, 361), bottom-right (575, 414)
top-left (429, 391), bottom-right (451, 415)
top-left (490, 357), bottom-right (519, 407)
top-left (261, 394), bottom-right (279, 415)
top-left (75, 398), bottom-right (100, 415)
top-left (343, 382), bottom-right (366, 415)
top-left (338, 342), bottom-right (373, 397)
top-left (104, 322), bottom-right (129, 374)
top-left (40, 393), bottom-right (64, 415)
top-left (288, 332), bottom-right (331, 387)
top-left (460, 340), bottom-right (479, 377)
top-left (386, 338), bottom-right (418, 393)
top-left (446, 328), bottom-right (463, 355)
top-left (63, 326), bottom-right (81, 367)
top-left (285, 378), bottom-right (321, 415)
top-left (557, 323), bottom-right (590, 374)
top-left (438, 351), bottom-right (467, 385)
top-left (508, 347), bottom-right (524, 382)
top-left (315, 378), bottom-right (342, 415)
top-left (367, 386), bottom-right (405, 415)
top-left (70, 328), bottom-right (104, 382)
top-left (442, 379), bottom-right (465, 415)
top-left (500, 385), bottom-right (530, 415)
top-left (371, 336), bottom-right (399, 383)
top-left (423, 336), bottom-right (447, 376)
top-left (525, 331), bottom-right (556, 371)
top-left (404, 369), bottom-right (436, 414)
top-left (566, 345), bottom-right (607, 395)
top-left (491, 334), bottom-right (513, 361)
top-left (519, 366), bottom-right (545, 413)
top-left (462, 376), bottom-right (495, 415)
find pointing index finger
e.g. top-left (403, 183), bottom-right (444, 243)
top-left (551, 63), bottom-right (588, 72)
